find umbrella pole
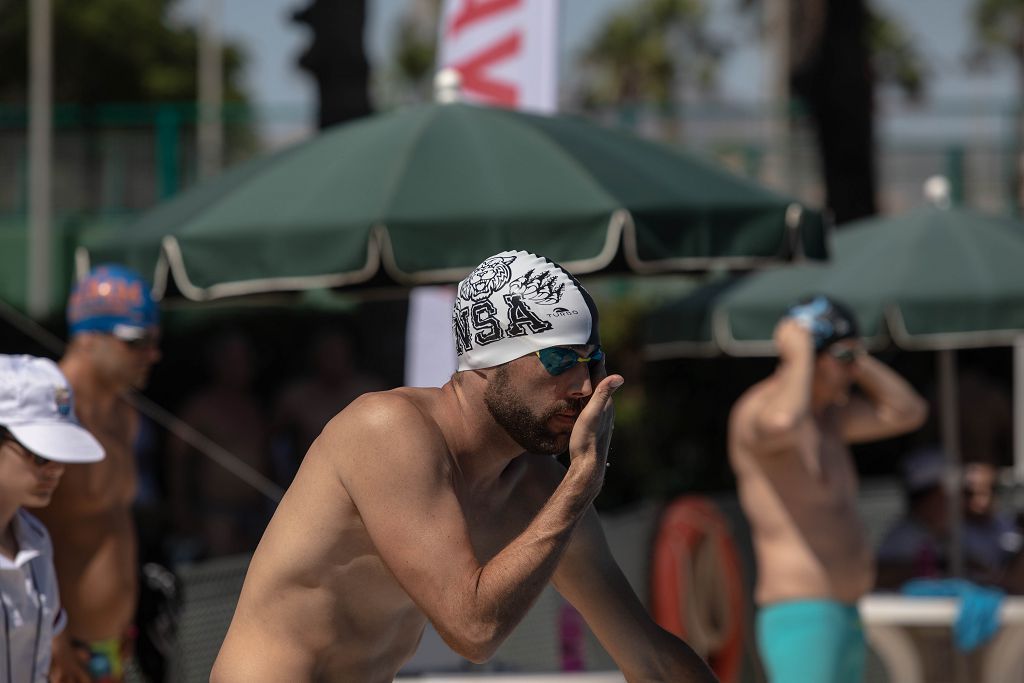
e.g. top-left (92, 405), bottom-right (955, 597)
top-left (938, 349), bottom-right (971, 683)
top-left (938, 349), bottom-right (964, 579)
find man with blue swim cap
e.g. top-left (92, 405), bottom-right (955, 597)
top-left (37, 264), bottom-right (161, 682)
top-left (784, 295), bottom-right (860, 352)
top-left (728, 294), bottom-right (928, 683)
top-left (67, 264), bottom-right (160, 346)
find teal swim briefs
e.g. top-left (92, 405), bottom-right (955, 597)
top-left (756, 599), bottom-right (865, 683)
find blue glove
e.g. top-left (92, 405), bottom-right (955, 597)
top-left (902, 578), bottom-right (1006, 651)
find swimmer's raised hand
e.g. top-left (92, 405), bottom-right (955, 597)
top-left (568, 374), bottom-right (623, 493)
top-left (773, 318), bottom-right (814, 360)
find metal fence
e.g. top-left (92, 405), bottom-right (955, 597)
top-left (0, 99), bottom-right (1019, 222)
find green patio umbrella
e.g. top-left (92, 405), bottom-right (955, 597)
top-left (646, 203), bottom-right (1024, 358)
top-left (76, 102), bottom-right (826, 301)
top-left (644, 194), bottom-right (1024, 577)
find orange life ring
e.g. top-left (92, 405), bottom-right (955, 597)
top-left (651, 496), bottom-right (745, 683)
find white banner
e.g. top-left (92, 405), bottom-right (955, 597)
top-left (437, 0), bottom-right (559, 114)
top-left (404, 286), bottom-right (458, 388)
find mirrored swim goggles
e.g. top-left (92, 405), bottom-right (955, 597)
top-left (110, 324), bottom-right (161, 351)
top-left (535, 346), bottom-right (604, 376)
top-left (827, 346), bottom-right (863, 365)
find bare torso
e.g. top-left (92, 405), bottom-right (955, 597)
top-left (213, 387), bottom-right (555, 683)
top-left (729, 382), bottom-right (873, 605)
top-left (35, 391), bottom-right (139, 641)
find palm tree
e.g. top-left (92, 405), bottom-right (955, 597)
top-left (575, 0), bottom-right (724, 137)
top-left (391, 0), bottom-right (442, 103)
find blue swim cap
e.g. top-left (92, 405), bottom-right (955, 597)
top-left (785, 295), bottom-right (859, 351)
top-left (67, 265), bottom-right (160, 339)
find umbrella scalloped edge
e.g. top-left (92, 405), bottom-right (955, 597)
top-left (76, 201), bottom-right (818, 302)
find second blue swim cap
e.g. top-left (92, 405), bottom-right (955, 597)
top-left (785, 295), bottom-right (859, 351)
top-left (67, 265), bottom-right (160, 339)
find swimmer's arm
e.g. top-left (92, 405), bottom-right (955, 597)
top-left (332, 383), bottom-right (618, 663)
top-left (746, 320), bottom-right (816, 453)
top-left (840, 354), bottom-right (927, 443)
top-left (553, 507), bottom-right (718, 683)
top-left (51, 629), bottom-right (92, 683)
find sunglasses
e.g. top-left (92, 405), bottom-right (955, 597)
top-left (827, 346), bottom-right (862, 365)
top-left (1, 433), bottom-right (54, 467)
top-left (535, 346), bottom-right (604, 376)
top-left (111, 332), bottom-right (160, 351)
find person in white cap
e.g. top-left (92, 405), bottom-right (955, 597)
top-left (212, 251), bottom-right (716, 683)
top-left (0, 354), bottom-right (104, 683)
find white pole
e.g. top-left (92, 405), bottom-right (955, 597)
top-left (1015, 336), bottom-right (1024, 483)
top-left (198, 0), bottom-right (223, 180)
top-left (28, 0), bottom-right (53, 318)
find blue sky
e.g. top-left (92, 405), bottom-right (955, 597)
top-left (172, 0), bottom-right (1015, 114)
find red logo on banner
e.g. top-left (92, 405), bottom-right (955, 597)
top-left (448, 0), bottom-right (520, 36)
top-left (445, 0), bottom-right (523, 107)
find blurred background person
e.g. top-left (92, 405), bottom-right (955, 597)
top-left (729, 295), bottom-right (927, 683)
top-left (876, 447), bottom-right (950, 589)
top-left (35, 265), bottom-right (161, 683)
top-left (962, 460), bottom-right (1021, 586)
top-left (270, 325), bottom-right (385, 485)
top-left (0, 354), bottom-right (104, 683)
top-left (167, 329), bottom-right (272, 559)
top-left (876, 450), bottom-right (1022, 590)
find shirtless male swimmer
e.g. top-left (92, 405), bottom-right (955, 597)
top-left (729, 296), bottom-right (928, 683)
top-left (38, 265), bottom-right (162, 682)
top-left (212, 251), bottom-right (717, 683)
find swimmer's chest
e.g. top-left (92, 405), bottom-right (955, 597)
top-left (785, 420), bottom-right (857, 498)
top-left (459, 469), bottom-right (549, 564)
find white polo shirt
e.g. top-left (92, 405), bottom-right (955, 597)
top-left (1, 509), bottom-right (65, 683)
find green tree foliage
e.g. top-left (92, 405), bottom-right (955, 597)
top-left (392, 0), bottom-right (441, 101)
top-left (0, 0), bottom-right (248, 105)
top-left (869, 7), bottom-right (927, 100)
top-left (971, 0), bottom-right (1024, 74)
top-left (577, 0), bottom-right (725, 111)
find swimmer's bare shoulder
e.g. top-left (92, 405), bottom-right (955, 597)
top-left (315, 387), bottom-right (452, 483)
top-left (212, 389), bottom-right (453, 682)
top-left (729, 379), bottom-right (805, 462)
top-left (271, 387), bottom-right (456, 570)
top-left (728, 381), bottom-right (768, 455)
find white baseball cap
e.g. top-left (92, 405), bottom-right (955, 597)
top-left (0, 355), bottom-right (104, 463)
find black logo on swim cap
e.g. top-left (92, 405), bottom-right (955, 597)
top-left (459, 255), bottom-right (516, 303)
top-left (509, 269), bottom-right (564, 305)
top-left (547, 307), bottom-right (579, 318)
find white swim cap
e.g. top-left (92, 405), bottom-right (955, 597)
top-left (452, 251), bottom-right (599, 371)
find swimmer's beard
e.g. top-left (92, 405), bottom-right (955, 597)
top-left (484, 365), bottom-right (577, 456)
